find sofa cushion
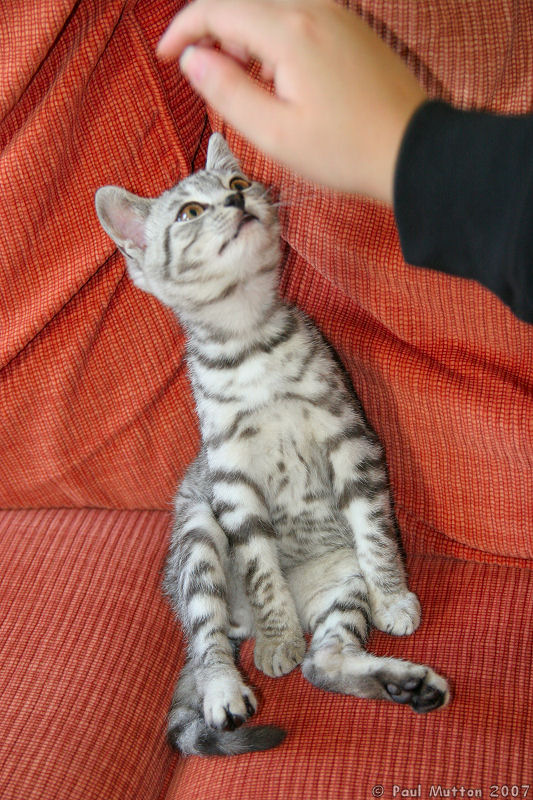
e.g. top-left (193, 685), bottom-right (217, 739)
top-left (1, 508), bottom-right (530, 800)
top-left (0, 508), bottom-right (182, 800)
top-left (168, 554), bottom-right (533, 800)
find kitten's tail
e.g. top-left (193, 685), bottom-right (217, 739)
top-left (168, 710), bottom-right (286, 756)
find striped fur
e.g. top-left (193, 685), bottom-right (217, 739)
top-left (95, 133), bottom-right (449, 757)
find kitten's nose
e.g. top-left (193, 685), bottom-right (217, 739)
top-left (224, 192), bottom-right (245, 210)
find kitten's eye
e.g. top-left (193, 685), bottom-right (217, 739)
top-left (176, 202), bottom-right (206, 222)
top-left (229, 176), bottom-right (252, 191)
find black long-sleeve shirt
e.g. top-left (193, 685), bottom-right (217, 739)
top-left (394, 100), bottom-right (533, 324)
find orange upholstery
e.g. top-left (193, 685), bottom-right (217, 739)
top-left (1, 0), bottom-right (199, 509)
top-left (1, 2), bottom-right (531, 798)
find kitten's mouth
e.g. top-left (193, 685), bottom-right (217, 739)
top-left (235, 212), bottom-right (258, 237)
top-left (218, 213), bottom-right (260, 257)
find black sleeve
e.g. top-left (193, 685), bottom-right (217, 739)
top-left (393, 99), bottom-right (533, 324)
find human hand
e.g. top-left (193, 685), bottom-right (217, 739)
top-left (158, 0), bottom-right (427, 202)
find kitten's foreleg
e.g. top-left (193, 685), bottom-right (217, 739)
top-left (237, 534), bottom-right (306, 677)
top-left (165, 500), bottom-right (257, 731)
top-left (212, 470), bottom-right (305, 676)
top-left (327, 432), bottom-right (421, 636)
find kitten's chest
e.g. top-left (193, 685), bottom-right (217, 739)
top-left (250, 408), bottom-right (351, 560)
top-left (259, 410), bottom-right (324, 494)
top-left (209, 402), bottom-right (335, 505)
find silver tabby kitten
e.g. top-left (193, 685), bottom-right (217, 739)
top-left (95, 133), bottom-right (449, 757)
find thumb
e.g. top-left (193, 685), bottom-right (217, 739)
top-left (180, 46), bottom-right (290, 160)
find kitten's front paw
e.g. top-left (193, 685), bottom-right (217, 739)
top-left (203, 673), bottom-right (257, 730)
top-left (254, 631), bottom-right (306, 677)
top-left (370, 590), bottom-right (421, 636)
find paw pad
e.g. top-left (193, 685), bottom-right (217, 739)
top-left (383, 670), bottom-right (449, 713)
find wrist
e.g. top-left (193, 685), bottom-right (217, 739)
top-left (377, 93), bottom-right (428, 205)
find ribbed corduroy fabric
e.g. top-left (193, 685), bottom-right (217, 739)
top-left (1, 1), bottom-right (532, 799)
top-left (0, 0), bottom-right (201, 509)
top-left (0, 508), bottom-right (183, 800)
top-left (171, 553), bottom-right (533, 800)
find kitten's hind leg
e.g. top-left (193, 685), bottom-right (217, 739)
top-left (288, 549), bottom-right (449, 713)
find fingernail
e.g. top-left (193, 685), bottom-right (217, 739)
top-left (180, 46), bottom-right (206, 84)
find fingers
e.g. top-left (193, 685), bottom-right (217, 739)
top-left (157, 0), bottom-right (287, 63)
top-left (179, 46), bottom-right (290, 158)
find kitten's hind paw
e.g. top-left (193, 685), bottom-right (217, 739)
top-left (379, 666), bottom-right (450, 713)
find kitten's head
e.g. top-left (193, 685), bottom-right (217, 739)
top-left (95, 134), bottom-right (280, 317)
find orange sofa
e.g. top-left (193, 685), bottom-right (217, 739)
top-left (1, 2), bottom-right (531, 799)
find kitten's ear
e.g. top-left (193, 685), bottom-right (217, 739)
top-left (206, 133), bottom-right (240, 172)
top-left (95, 186), bottom-right (153, 291)
top-left (95, 186), bottom-right (152, 259)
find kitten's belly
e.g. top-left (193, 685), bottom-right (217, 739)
top-left (258, 426), bottom-right (352, 567)
top-left (206, 404), bottom-right (354, 566)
